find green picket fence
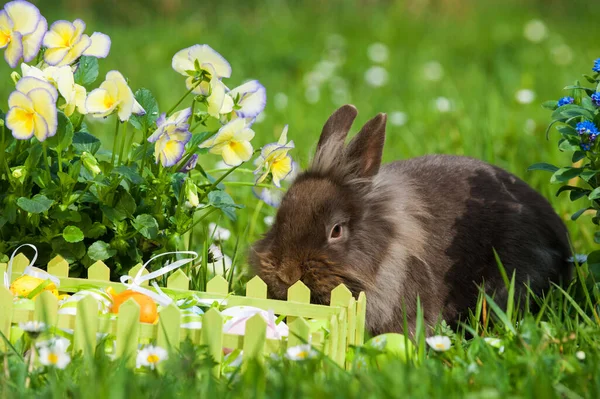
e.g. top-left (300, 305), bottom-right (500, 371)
top-left (0, 254), bottom-right (366, 374)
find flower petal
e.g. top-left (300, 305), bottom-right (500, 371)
top-left (235, 126), bottom-right (255, 142)
top-left (4, 31), bottom-right (23, 68)
top-left (43, 20), bottom-right (74, 49)
top-left (232, 80), bottom-right (266, 118)
top-left (32, 112), bottom-right (49, 141)
top-left (0, 10), bottom-right (14, 48)
top-left (169, 107), bottom-right (192, 125)
top-left (59, 33), bottom-right (91, 66)
top-left (159, 139), bottom-right (186, 167)
top-left (4, 0), bottom-right (41, 35)
top-left (51, 65), bottom-right (75, 101)
top-left (167, 129), bottom-right (191, 144)
top-left (222, 140), bottom-right (253, 166)
top-left (85, 88), bottom-right (115, 116)
top-left (271, 156), bottom-right (293, 187)
top-left (188, 44), bottom-right (232, 78)
top-left (16, 76), bottom-right (58, 102)
top-left (72, 19), bottom-right (86, 42)
top-left (6, 106), bottom-right (34, 139)
top-left (22, 16), bottom-right (46, 62)
top-left (8, 90), bottom-right (32, 110)
top-left (82, 32), bottom-right (110, 58)
top-left (43, 47), bottom-right (69, 66)
top-left (28, 88), bottom-right (58, 138)
top-left (172, 47), bottom-right (194, 76)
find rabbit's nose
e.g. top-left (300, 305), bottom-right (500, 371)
top-left (276, 263), bottom-right (303, 285)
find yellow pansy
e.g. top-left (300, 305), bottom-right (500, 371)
top-left (172, 44), bottom-right (231, 95)
top-left (254, 125), bottom-right (295, 187)
top-left (6, 76), bottom-right (58, 141)
top-left (42, 18), bottom-right (111, 66)
top-left (85, 70), bottom-right (144, 121)
top-left (199, 118), bottom-right (254, 167)
top-left (0, 1), bottom-right (47, 68)
top-left (206, 77), bottom-right (234, 118)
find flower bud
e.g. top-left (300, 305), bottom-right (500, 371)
top-left (11, 166), bottom-right (24, 179)
top-left (10, 71), bottom-right (21, 85)
top-left (81, 152), bottom-right (101, 176)
top-left (184, 179), bottom-right (200, 208)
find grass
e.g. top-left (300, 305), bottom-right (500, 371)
top-left (1, 0), bottom-right (600, 396)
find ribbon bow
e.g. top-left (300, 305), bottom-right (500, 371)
top-left (119, 251), bottom-right (198, 307)
top-left (4, 244), bottom-right (61, 289)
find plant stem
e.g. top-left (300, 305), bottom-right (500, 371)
top-left (197, 165), bottom-right (241, 203)
top-left (183, 207), bottom-right (218, 235)
top-left (166, 81), bottom-right (200, 117)
top-left (24, 347), bottom-right (35, 389)
top-left (57, 150), bottom-right (63, 173)
top-left (188, 98), bottom-right (196, 125)
top-left (111, 117), bottom-right (120, 167)
top-left (42, 141), bottom-right (51, 175)
top-left (248, 200), bottom-right (264, 239)
top-left (204, 168), bottom-right (256, 174)
top-left (222, 181), bottom-right (277, 189)
top-left (118, 122), bottom-right (128, 167)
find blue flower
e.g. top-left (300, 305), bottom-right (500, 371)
top-left (592, 93), bottom-right (600, 107)
top-left (576, 121), bottom-right (599, 136)
top-left (557, 97), bottom-right (574, 107)
top-left (581, 143), bottom-right (591, 151)
top-left (594, 58), bottom-right (600, 73)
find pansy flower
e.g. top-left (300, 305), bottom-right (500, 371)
top-left (199, 118), bottom-right (254, 166)
top-left (229, 80), bottom-right (267, 118)
top-left (42, 19), bottom-right (110, 66)
top-left (172, 44), bottom-right (231, 95)
top-left (179, 153), bottom-right (198, 173)
top-left (148, 108), bottom-right (192, 167)
top-left (6, 76), bottom-right (58, 141)
top-left (206, 77), bottom-right (234, 117)
top-left (21, 63), bottom-right (87, 116)
top-left (254, 125), bottom-right (294, 187)
top-left (86, 70), bottom-right (144, 121)
top-left (0, 1), bottom-right (47, 68)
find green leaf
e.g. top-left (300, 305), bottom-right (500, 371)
top-left (100, 204), bottom-right (127, 223)
top-left (132, 214), bottom-right (159, 239)
top-left (112, 165), bottom-right (143, 185)
top-left (556, 185), bottom-right (588, 197)
top-left (72, 131), bottom-right (101, 154)
top-left (583, 74), bottom-right (597, 84)
top-left (189, 131), bottom-right (213, 148)
top-left (541, 100), bottom-right (558, 110)
top-left (550, 167), bottom-right (583, 184)
top-left (527, 163), bottom-right (559, 173)
top-left (558, 137), bottom-right (580, 152)
top-left (571, 208), bottom-right (591, 221)
top-left (74, 56), bottom-right (99, 87)
top-left (16, 194), bottom-right (54, 213)
top-left (208, 190), bottom-right (243, 221)
top-left (580, 170), bottom-right (598, 182)
top-left (63, 226), bottom-right (84, 243)
top-left (88, 240), bottom-right (116, 261)
top-left (115, 189), bottom-right (136, 217)
top-left (46, 111), bottom-right (74, 152)
top-left (85, 222), bottom-right (107, 239)
top-left (589, 187), bottom-right (600, 200)
top-left (572, 151), bottom-right (586, 163)
top-left (556, 125), bottom-right (577, 136)
top-left (129, 88), bottom-right (159, 132)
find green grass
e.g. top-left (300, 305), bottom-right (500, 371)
top-left (2, 0), bottom-right (600, 396)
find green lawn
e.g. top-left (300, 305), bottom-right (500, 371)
top-left (2, 0), bottom-right (600, 397)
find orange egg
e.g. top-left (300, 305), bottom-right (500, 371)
top-left (110, 290), bottom-right (158, 324)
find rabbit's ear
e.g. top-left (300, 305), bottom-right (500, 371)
top-left (345, 113), bottom-right (387, 178)
top-left (312, 105), bottom-right (358, 171)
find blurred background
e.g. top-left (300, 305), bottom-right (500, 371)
top-left (2, 0), bottom-right (598, 275)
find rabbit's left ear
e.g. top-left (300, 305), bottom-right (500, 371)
top-left (344, 113), bottom-right (387, 178)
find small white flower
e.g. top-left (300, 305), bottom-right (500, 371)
top-left (39, 344), bottom-right (71, 369)
top-left (19, 321), bottom-right (46, 334)
top-left (209, 223), bottom-right (231, 241)
top-left (483, 337), bottom-right (502, 348)
top-left (286, 344), bottom-right (318, 360)
top-left (364, 66), bottom-right (388, 87)
top-left (367, 42), bottom-right (389, 64)
top-left (426, 335), bottom-right (452, 352)
top-left (274, 93), bottom-right (288, 110)
top-left (136, 345), bottom-right (168, 370)
top-left (523, 19), bottom-right (548, 43)
top-left (389, 111), bottom-right (407, 126)
top-left (516, 89), bottom-right (536, 104)
top-left (264, 215), bottom-right (275, 226)
top-left (369, 335), bottom-right (387, 350)
top-left (423, 61), bottom-right (444, 82)
top-left (36, 336), bottom-right (71, 352)
top-left (576, 351), bottom-right (586, 360)
top-left (208, 244), bottom-right (224, 262)
top-left (435, 97), bottom-right (452, 113)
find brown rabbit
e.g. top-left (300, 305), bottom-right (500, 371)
top-left (250, 104), bottom-right (572, 335)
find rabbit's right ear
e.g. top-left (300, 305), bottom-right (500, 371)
top-left (311, 105), bottom-right (358, 172)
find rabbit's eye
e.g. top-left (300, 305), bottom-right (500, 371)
top-left (330, 224), bottom-right (343, 240)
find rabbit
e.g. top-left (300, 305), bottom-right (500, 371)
top-left (249, 104), bottom-right (572, 335)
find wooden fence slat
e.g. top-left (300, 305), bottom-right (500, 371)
top-left (328, 314), bottom-right (338, 361)
top-left (206, 275), bottom-right (228, 295)
top-left (128, 264), bottom-right (148, 286)
top-left (287, 281), bottom-right (310, 325)
top-left (47, 255), bottom-right (69, 278)
top-left (288, 317), bottom-right (310, 348)
top-left (201, 308), bottom-right (223, 376)
top-left (356, 292), bottom-right (367, 345)
top-left (336, 309), bottom-right (347, 367)
top-left (346, 297), bottom-right (356, 346)
top-left (242, 313), bottom-right (267, 366)
top-left (12, 254), bottom-right (30, 275)
top-left (34, 291), bottom-right (58, 326)
top-left (73, 296), bottom-right (99, 356)
top-left (88, 261), bottom-right (110, 281)
top-left (0, 287), bottom-right (14, 351)
top-left (115, 298), bottom-right (141, 367)
top-left (157, 304), bottom-right (181, 350)
top-left (245, 276), bottom-right (267, 298)
top-left (166, 269), bottom-right (189, 290)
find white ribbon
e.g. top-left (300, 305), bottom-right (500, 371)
top-left (4, 244), bottom-right (61, 289)
top-left (119, 251), bottom-right (198, 307)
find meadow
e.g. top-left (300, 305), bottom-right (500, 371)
top-left (1, 0), bottom-right (600, 397)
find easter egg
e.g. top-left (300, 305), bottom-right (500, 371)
top-left (10, 275), bottom-right (58, 298)
top-left (366, 333), bottom-right (415, 365)
top-left (110, 290), bottom-right (158, 324)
